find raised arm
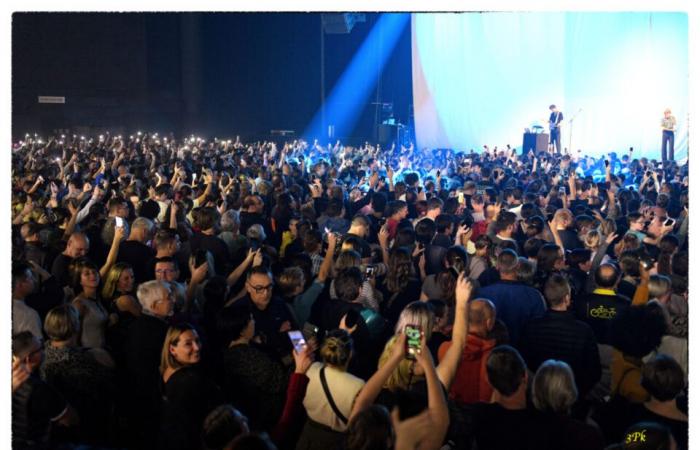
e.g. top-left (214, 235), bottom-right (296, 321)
top-left (413, 335), bottom-right (450, 450)
top-left (547, 217), bottom-right (564, 251)
top-left (435, 273), bottom-right (471, 390)
top-left (317, 231), bottom-right (337, 283)
top-left (226, 248), bottom-right (260, 286)
top-left (378, 224), bottom-right (391, 267)
top-left (194, 171), bottom-right (214, 206)
top-left (349, 333), bottom-right (406, 421)
top-left (99, 225), bottom-right (124, 279)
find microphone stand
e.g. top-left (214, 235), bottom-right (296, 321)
top-left (568, 108), bottom-right (584, 153)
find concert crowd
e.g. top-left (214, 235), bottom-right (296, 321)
top-left (11, 133), bottom-right (689, 450)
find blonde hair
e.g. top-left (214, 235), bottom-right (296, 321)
top-left (101, 262), bottom-right (133, 300)
top-left (159, 324), bottom-right (199, 375)
top-left (44, 304), bottom-right (80, 342)
top-left (531, 360), bottom-right (578, 415)
top-left (584, 230), bottom-right (601, 249)
top-left (320, 329), bottom-right (353, 369)
top-left (378, 302), bottom-right (435, 390)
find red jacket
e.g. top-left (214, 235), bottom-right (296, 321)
top-left (438, 334), bottom-right (496, 405)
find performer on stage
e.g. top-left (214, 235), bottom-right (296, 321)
top-left (548, 104), bottom-right (563, 154)
top-left (661, 108), bottom-right (676, 162)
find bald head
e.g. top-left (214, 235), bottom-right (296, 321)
top-left (594, 263), bottom-right (620, 289)
top-left (65, 232), bottom-right (89, 258)
top-left (469, 298), bottom-right (496, 337)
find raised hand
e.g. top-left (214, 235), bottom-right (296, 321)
top-left (455, 273), bottom-right (473, 308)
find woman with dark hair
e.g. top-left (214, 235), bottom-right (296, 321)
top-left (656, 234), bottom-right (679, 275)
top-left (159, 323), bottom-right (223, 450)
top-left (525, 215), bottom-right (546, 239)
top-left (271, 192), bottom-right (297, 248)
top-left (378, 248), bottom-right (422, 329)
top-left (420, 246), bottom-right (468, 304)
top-left (70, 258), bottom-right (111, 350)
top-left (220, 303), bottom-right (289, 431)
top-left (533, 243), bottom-right (566, 291)
top-left (344, 404), bottom-right (393, 450)
top-left (69, 225), bottom-right (124, 349)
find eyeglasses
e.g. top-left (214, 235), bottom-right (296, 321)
top-left (248, 283), bottom-right (273, 294)
top-left (155, 269), bottom-right (176, 275)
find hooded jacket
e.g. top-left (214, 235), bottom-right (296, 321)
top-left (438, 333), bottom-right (496, 405)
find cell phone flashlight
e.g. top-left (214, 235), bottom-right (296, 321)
top-left (404, 325), bottom-right (422, 360)
top-left (115, 217), bottom-right (124, 227)
top-left (287, 331), bottom-right (307, 353)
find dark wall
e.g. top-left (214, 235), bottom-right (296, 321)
top-left (12, 12), bottom-right (412, 142)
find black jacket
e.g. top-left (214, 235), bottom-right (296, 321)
top-left (518, 310), bottom-right (601, 396)
top-left (574, 291), bottom-right (631, 345)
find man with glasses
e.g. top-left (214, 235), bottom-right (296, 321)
top-left (233, 266), bottom-right (296, 360)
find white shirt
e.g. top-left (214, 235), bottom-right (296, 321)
top-left (303, 362), bottom-right (365, 432)
top-left (13, 300), bottom-right (43, 341)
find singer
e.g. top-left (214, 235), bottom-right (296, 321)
top-left (661, 108), bottom-right (676, 162)
top-left (548, 104), bottom-right (563, 154)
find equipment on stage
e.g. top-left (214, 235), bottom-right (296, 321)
top-left (522, 132), bottom-right (549, 154)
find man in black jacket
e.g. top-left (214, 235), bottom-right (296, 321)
top-left (574, 263), bottom-right (631, 345)
top-left (125, 280), bottom-right (173, 448)
top-left (233, 266), bottom-right (296, 361)
top-left (519, 273), bottom-right (601, 398)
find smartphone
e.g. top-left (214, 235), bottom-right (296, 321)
top-left (302, 322), bottom-right (319, 342)
top-left (664, 218), bottom-right (675, 227)
top-left (115, 217), bottom-right (124, 227)
top-left (364, 265), bottom-right (376, 280)
top-left (436, 169), bottom-right (441, 178)
top-left (457, 192), bottom-right (465, 204)
top-left (287, 331), bottom-right (306, 353)
top-left (604, 160), bottom-right (609, 167)
top-left (404, 325), bottom-right (422, 360)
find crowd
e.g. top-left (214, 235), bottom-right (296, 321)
top-left (11, 132), bottom-right (689, 450)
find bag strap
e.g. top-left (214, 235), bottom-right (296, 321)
top-left (319, 365), bottom-right (348, 424)
top-left (612, 366), bottom-right (637, 397)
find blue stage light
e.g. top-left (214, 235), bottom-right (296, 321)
top-left (304, 13), bottom-right (410, 145)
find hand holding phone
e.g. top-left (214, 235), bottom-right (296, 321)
top-left (288, 331), bottom-right (307, 354)
top-left (404, 325), bottom-right (422, 360)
